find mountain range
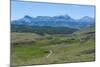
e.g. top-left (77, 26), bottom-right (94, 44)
top-left (11, 15), bottom-right (95, 29)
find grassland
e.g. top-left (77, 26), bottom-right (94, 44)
top-left (11, 27), bottom-right (95, 66)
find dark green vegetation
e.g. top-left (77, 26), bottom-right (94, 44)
top-left (11, 25), bottom-right (78, 35)
top-left (11, 27), bottom-right (95, 66)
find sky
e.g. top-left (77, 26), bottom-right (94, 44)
top-left (11, 1), bottom-right (95, 20)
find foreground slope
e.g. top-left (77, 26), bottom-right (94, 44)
top-left (11, 27), bottom-right (95, 66)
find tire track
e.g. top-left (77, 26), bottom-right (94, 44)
top-left (46, 50), bottom-right (53, 58)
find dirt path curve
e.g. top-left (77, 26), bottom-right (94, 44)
top-left (46, 50), bottom-right (53, 58)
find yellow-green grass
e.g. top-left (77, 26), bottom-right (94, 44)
top-left (11, 29), bottom-right (95, 66)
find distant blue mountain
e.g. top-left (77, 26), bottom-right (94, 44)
top-left (11, 15), bottom-right (95, 28)
top-left (77, 16), bottom-right (95, 28)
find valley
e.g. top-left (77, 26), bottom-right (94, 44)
top-left (11, 26), bottom-right (95, 66)
top-left (11, 1), bottom-right (95, 66)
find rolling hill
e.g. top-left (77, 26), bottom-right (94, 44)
top-left (11, 26), bottom-right (95, 66)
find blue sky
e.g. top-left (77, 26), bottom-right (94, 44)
top-left (11, 1), bottom-right (95, 20)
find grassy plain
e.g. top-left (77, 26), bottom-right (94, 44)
top-left (11, 27), bottom-right (95, 66)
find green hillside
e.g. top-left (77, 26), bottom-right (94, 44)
top-left (11, 27), bottom-right (95, 66)
top-left (11, 25), bottom-right (78, 35)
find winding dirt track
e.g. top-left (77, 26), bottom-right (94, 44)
top-left (46, 50), bottom-right (53, 58)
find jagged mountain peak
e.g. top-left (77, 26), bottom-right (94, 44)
top-left (23, 15), bottom-right (33, 18)
top-left (53, 15), bottom-right (71, 19)
top-left (11, 15), bottom-right (95, 28)
top-left (81, 16), bottom-right (93, 20)
top-left (78, 16), bottom-right (94, 23)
